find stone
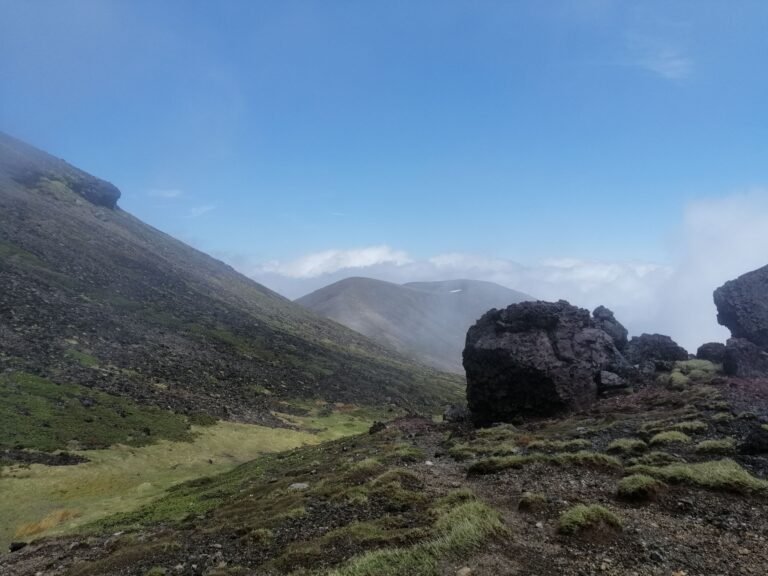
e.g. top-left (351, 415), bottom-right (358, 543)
top-left (593, 306), bottom-right (628, 351)
top-left (463, 300), bottom-right (633, 425)
top-left (696, 342), bottom-right (726, 364)
top-left (625, 334), bottom-right (688, 366)
top-left (598, 370), bottom-right (630, 395)
top-left (368, 421), bottom-right (387, 434)
top-left (443, 404), bottom-right (470, 423)
top-left (456, 568), bottom-right (473, 576)
top-left (739, 425), bottom-right (768, 455)
top-left (714, 264), bottom-right (768, 349)
top-left (288, 482), bottom-right (309, 491)
top-left (723, 338), bottom-right (768, 378)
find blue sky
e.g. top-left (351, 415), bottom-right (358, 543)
top-left (3, 1), bottom-right (768, 346)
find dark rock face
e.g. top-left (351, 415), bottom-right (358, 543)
top-left (714, 265), bottom-right (768, 349)
top-left (696, 342), bottom-right (726, 364)
top-left (593, 306), bottom-right (628, 351)
top-left (739, 425), bottom-right (768, 455)
top-left (68, 175), bottom-right (121, 209)
top-left (625, 334), bottom-right (688, 366)
top-left (463, 300), bottom-right (632, 425)
top-left (723, 338), bottom-right (768, 378)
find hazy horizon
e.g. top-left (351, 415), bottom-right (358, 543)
top-left (3, 1), bottom-right (768, 352)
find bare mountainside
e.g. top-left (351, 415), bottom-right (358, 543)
top-left (0, 131), bottom-right (463, 445)
top-left (297, 277), bottom-right (531, 372)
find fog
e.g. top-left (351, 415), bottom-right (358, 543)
top-left (240, 190), bottom-right (768, 353)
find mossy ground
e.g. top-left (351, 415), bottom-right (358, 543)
top-left (0, 402), bottom-right (388, 551)
top-left (0, 372), bottom-right (195, 452)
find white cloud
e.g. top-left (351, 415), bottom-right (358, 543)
top-left (637, 48), bottom-right (692, 80)
top-left (148, 188), bottom-right (184, 199)
top-left (233, 190), bottom-right (768, 353)
top-left (624, 33), bottom-right (693, 81)
top-left (186, 204), bottom-right (216, 218)
top-left (261, 246), bottom-right (412, 278)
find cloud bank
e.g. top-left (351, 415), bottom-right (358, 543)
top-left (237, 191), bottom-right (768, 353)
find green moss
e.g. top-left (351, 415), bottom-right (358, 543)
top-left (0, 372), bottom-right (193, 451)
top-left (649, 430), bottom-right (691, 446)
top-left (64, 349), bottom-right (99, 368)
top-left (628, 459), bottom-right (768, 495)
top-left (557, 504), bottom-right (622, 535)
top-left (627, 451), bottom-right (683, 467)
top-left (695, 438), bottom-right (735, 455)
top-left (518, 492), bottom-right (547, 512)
top-left (526, 439), bottom-right (591, 452)
top-left (669, 420), bottom-right (707, 433)
top-left (389, 444), bottom-right (425, 463)
top-left (467, 451), bottom-right (621, 475)
top-left (329, 499), bottom-right (505, 576)
top-left (617, 474), bottom-right (665, 501)
top-left (712, 412), bottom-right (734, 423)
top-left (606, 438), bottom-right (648, 455)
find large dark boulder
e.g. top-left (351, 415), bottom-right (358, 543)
top-left (625, 334), bottom-right (688, 366)
top-left (68, 175), bottom-right (121, 209)
top-left (463, 300), bottom-right (633, 425)
top-left (696, 342), bottom-right (726, 365)
top-left (739, 425), bottom-right (768, 455)
top-left (593, 306), bottom-right (628, 351)
top-left (723, 337), bottom-right (768, 378)
top-left (714, 265), bottom-right (768, 349)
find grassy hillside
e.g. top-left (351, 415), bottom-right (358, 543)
top-left (4, 366), bottom-right (768, 574)
top-left (0, 132), bottom-right (463, 454)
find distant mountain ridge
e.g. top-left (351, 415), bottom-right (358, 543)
top-left (297, 277), bottom-right (532, 372)
top-left (0, 131), bottom-right (463, 447)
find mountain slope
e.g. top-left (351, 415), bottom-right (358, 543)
top-left (0, 131), bottom-right (462, 445)
top-left (297, 277), bottom-right (532, 372)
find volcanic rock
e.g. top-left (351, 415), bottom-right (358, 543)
top-left (463, 300), bottom-right (633, 425)
top-left (739, 425), bottom-right (768, 455)
top-left (593, 306), bottom-right (629, 351)
top-left (625, 334), bottom-right (688, 367)
top-left (723, 337), bottom-right (768, 378)
top-left (696, 342), bottom-right (726, 365)
top-left (714, 264), bottom-right (768, 349)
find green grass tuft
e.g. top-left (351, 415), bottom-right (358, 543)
top-left (617, 474), bottom-right (665, 501)
top-left (526, 439), bottom-right (591, 452)
top-left (695, 438), bottom-right (735, 455)
top-left (557, 504), bottom-right (622, 535)
top-left (606, 438), bottom-right (648, 455)
top-left (467, 451), bottom-right (621, 475)
top-left (669, 420), bottom-right (708, 433)
top-left (329, 499), bottom-right (505, 576)
top-left (628, 459), bottom-right (768, 495)
top-left (649, 430), bottom-right (691, 446)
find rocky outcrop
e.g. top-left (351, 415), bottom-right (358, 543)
top-left (723, 338), bottom-right (768, 378)
top-left (714, 265), bottom-right (768, 349)
top-left (593, 306), bottom-right (628, 351)
top-left (463, 300), bottom-right (633, 425)
top-left (68, 175), bottom-right (121, 209)
top-left (714, 266), bottom-right (768, 377)
top-left (696, 342), bottom-right (726, 365)
top-left (625, 334), bottom-right (689, 367)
